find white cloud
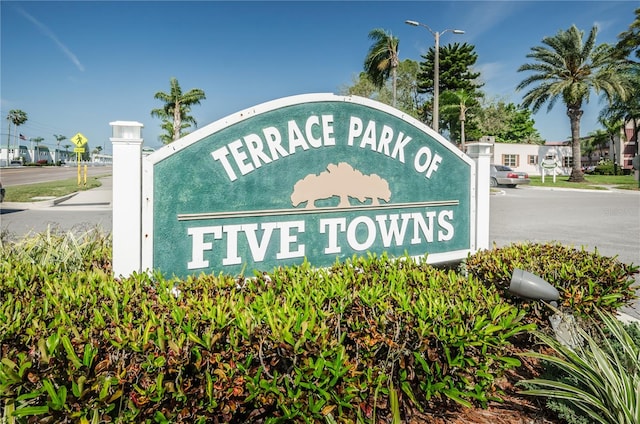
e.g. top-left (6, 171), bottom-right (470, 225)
top-left (16, 7), bottom-right (85, 72)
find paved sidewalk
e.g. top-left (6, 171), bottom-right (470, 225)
top-left (53, 176), bottom-right (112, 210)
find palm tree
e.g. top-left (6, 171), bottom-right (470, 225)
top-left (151, 77), bottom-right (206, 143)
top-left (440, 89), bottom-right (474, 150)
top-left (615, 7), bottom-right (639, 64)
top-left (587, 129), bottom-right (609, 161)
top-left (600, 69), bottom-right (640, 169)
top-left (63, 144), bottom-right (71, 163)
top-left (54, 134), bottom-right (66, 164)
top-left (5, 109), bottom-right (28, 165)
top-left (31, 136), bottom-right (44, 163)
top-left (154, 109), bottom-right (198, 145)
top-left (364, 28), bottom-right (400, 107)
top-left (598, 117), bottom-right (625, 174)
top-left (517, 25), bottom-right (631, 182)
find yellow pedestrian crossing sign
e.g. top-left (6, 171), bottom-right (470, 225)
top-left (71, 133), bottom-right (88, 147)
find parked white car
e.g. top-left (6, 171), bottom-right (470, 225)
top-left (490, 164), bottom-right (530, 188)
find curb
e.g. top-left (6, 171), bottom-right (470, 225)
top-left (524, 185), bottom-right (640, 194)
top-left (0, 192), bottom-right (78, 210)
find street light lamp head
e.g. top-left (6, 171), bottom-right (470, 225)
top-left (405, 20), bottom-right (419, 26)
top-left (452, 30), bottom-right (465, 34)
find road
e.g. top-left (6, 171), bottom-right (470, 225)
top-left (490, 186), bottom-right (640, 267)
top-left (1, 164), bottom-right (112, 186)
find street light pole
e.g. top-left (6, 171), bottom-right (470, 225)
top-left (433, 30), bottom-right (441, 133)
top-left (405, 20), bottom-right (464, 133)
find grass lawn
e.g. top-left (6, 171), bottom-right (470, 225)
top-left (3, 176), bottom-right (106, 202)
top-left (529, 174), bottom-right (639, 191)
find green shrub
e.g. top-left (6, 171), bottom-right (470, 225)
top-left (518, 309), bottom-right (640, 424)
top-left (0, 231), bottom-right (534, 423)
top-left (0, 225), bottom-right (111, 274)
top-left (535, 319), bottom-right (640, 424)
top-left (4, 232), bottom-right (636, 422)
top-left (465, 243), bottom-right (639, 323)
top-left (592, 159), bottom-right (623, 175)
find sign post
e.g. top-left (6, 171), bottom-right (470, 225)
top-left (540, 158), bottom-right (558, 183)
top-left (71, 133), bottom-right (88, 186)
top-left (110, 121), bottom-right (144, 278)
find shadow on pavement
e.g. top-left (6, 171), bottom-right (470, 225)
top-left (0, 206), bottom-right (25, 215)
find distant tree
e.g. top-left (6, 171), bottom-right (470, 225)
top-left (600, 66), bottom-right (640, 165)
top-left (517, 25), bottom-right (631, 182)
top-left (440, 89), bottom-right (477, 149)
top-left (364, 28), bottom-right (400, 107)
top-left (343, 60), bottom-right (421, 119)
top-left (469, 99), bottom-right (542, 144)
top-left (5, 109), bottom-right (28, 164)
top-left (598, 116), bottom-right (625, 173)
top-left (63, 144), bottom-right (71, 161)
top-left (587, 129), bottom-right (610, 161)
top-left (81, 143), bottom-right (91, 161)
top-left (31, 136), bottom-right (44, 162)
top-left (416, 42), bottom-right (483, 130)
top-left (54, 134), bottom-right (66, 164)
top-left (615, 7), bottom-right (640, 64)
top-left (343, 71), bottom-right (379, 99)
top-left (394, 59), bottom-right (421, 118)
top-left (502, 104), bottom-right (543, 144)
top-left (471, 98), bottom-right (508, 140)
top-left (581, 132), bottom-right (598, 165)
top-left (152, 77), bottom-right (206, 143)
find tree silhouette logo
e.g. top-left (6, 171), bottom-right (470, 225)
top-left (290, 162), bottom-right (391, 209)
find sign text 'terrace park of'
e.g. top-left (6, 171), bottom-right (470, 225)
top-left (140, 94), bottom-right (479, 278)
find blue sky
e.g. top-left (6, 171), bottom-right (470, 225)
top-left (1, 1), bottom-right (636, 155)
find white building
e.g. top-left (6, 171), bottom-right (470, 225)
top-left (1, 145), bottom-right (81, 166)
top-left (468, 138), bottom-right (573, 176)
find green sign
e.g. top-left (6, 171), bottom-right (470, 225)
top-left (145, 94), bottom-right (473, 277)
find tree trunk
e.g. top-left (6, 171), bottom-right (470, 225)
top-left (460, 106), bottom-right (466, 151)
top-left (634, 120), bottom-right (639, 173)
top-left (391, 64), bottom-right (397, 108)
top-left (173, 103), bottom-right (181, 142)
top-left (567, 106), bottom-right (585, 182)
top-left (5, 123), bottom-right (11, 165)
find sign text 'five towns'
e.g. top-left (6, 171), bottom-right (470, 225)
top-left (142, 94), bottom-right (477, 277)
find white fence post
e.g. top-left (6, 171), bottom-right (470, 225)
top-left (467, 143), bottom-right (492, 251)
top-left (110, 121), bottom-right (144, 278)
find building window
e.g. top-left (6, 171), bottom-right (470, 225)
top-left (563, 157), bottom-right (573, 168)
top-left (502, 154), bottom-right (518, 167)
top-left (528, 155), bottom-right (538, 165)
